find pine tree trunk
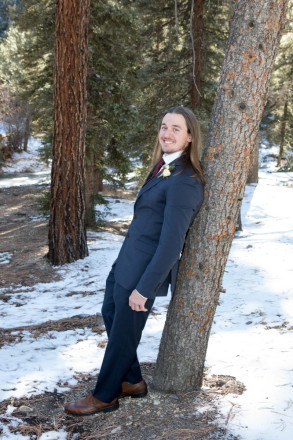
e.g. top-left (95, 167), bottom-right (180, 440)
top-left (23, 106), bottom-right (32, 152)
top-left (153, 0), bottom-right (288, 393)
top-left (277, 99), bottom-right (288, 166)
top-left (247, 133), bottom-right (259, 183)
top-left (85, 149), bottom-right (103, 227)
top-left (48, 0), bottom-right (90, 265)
top-left (191, 0), bottom-right (204, 108)
top-left (246, 134), bottom-right (259, 183)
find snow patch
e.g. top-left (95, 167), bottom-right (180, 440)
top-left (0, 252), bottom-right (12, 265)
top-left (1, 137), bottom-right (50, 175)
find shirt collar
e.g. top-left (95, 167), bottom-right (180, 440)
top-left (162, 150), bottom-right (182, 165)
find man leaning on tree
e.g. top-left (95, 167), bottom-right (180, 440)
top-left (65, 106), bottom-right (205, 416)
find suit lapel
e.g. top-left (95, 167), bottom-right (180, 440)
top-left (135, 158), bottom-right (182, 203)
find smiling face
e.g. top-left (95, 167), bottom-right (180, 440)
top-left (159, 113), bottom-right (192, 155)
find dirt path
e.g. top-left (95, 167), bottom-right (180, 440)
top-left (0, 183), bottom-right (241, 440)
top-left (0, 184), bottom-right (58, 289)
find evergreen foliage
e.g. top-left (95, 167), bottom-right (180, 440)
top-left (129, 0), bottom-right (232, 170)
top-left (0, 0), bottom-right (20, 36)
top-left (0, 0), bottom-right (141, 184)
top-left (266, 1), bottom-right (293, 170)
top-left (6, 0), bottom-right (292, 179)
top-left (0, 0), bottom-right (232, 176)
top-left (87, 0), bottom-right (142, 185)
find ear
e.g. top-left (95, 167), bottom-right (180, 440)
top-left (187, 135), bottom-right (192, 143)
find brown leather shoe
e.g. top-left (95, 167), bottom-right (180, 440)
top-left (65, 392), bottom-right (119, 416)
top-left (118, 380), bottom-right (148, 399)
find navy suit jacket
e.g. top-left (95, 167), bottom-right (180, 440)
top-left (113, 158), bottom-right (204, 299)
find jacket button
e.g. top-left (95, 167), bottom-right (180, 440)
top-left (126, 233), bottom-right (130, 238)
top-left (133, 214), bottom-right (137, 219)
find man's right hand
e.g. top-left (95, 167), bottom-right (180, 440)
top-left (129, 289), bottom-right (148, 312)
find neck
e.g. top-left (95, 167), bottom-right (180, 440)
top-left (162, 150), bottom-right (182, 164)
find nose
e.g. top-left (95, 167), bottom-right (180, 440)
top-left (162, 128), bottom-right (172, 138)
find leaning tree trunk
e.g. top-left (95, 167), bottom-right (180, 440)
top-left (48, 0), bottom-right (90, 265)
top-left (153, 0), bottom-right (288, 392)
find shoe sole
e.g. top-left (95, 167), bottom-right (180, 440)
top-left (119, 389), bottom-right (148, 399)
top-left (65, 402), bottom-right (119, 417)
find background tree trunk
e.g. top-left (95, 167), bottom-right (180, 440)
top-left (48, 0), bottom-right (90, 265)
top-left (247, 133), bottom-right (259, 183)
top-left (153, 0), bottom-right (288, 393)
top-left (191, 0), bottom-right (204, 108)
top-left (23, 105), bottom-right (33, 152)
top-left (85, 148), bottom-right (103, 227)
top-left (277, 99), bottom-right (288, 166)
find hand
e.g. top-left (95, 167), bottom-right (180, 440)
top-left (129, 289), bottom-right (148, 312)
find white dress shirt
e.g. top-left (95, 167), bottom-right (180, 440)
top-left (162, 150), bottom-right (183, 165)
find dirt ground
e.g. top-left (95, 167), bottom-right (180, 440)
top-left (0, 184), bottom-right (243, 440)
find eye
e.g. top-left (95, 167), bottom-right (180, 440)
top-left (174, 128), bottom-right (179, 132)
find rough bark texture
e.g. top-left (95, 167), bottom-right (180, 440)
top-left (85, 149), bottom-right (103, 227)
top-left (277, 99), bottom-right (288, 166)
top-left (247, 133), bottom-right (259, 183)
top-left (191, 0), bottom-right (204, 108)
top-left (48, 0), bottom-right (90, 265)
top-left (153, 0), bottom-right (288, 392)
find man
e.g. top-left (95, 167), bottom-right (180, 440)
top-left (65, 106), bottom-right (204, 416)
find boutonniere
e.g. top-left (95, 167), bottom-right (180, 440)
top-left (158, 164), bottom-right (175, 178)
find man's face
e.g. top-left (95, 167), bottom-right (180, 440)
top-left (159, 113), bottom-right (192, 155)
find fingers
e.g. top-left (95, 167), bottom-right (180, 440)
top-left (129, 299), bottom-right (148, 312)
top-left (129, 303), bottom-right (148, 312)
top-left (129, 290), bottom-right (148, 312)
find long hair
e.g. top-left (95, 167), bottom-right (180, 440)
top-left (152, 106), bottom-right (205, 183)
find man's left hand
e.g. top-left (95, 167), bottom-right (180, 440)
top-left (129, 289), bottom-right (148, 312)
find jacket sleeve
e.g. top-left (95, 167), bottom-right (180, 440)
top-left (135, 176), bottom-right (204, 299)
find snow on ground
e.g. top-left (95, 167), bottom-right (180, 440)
top-left (207, 170), bottom-right (293, 440)
top-left (0, 170), bottom-right (51, 188)
top-left (0, 252), bottom-right (12, 265)
top-left (95, 197), bottom-right (135, 223)
top-left (0, 131), bottom-right (51, 187)
top-left (0, 143), bottom-right (293, 439)
top-left (1, 137), bottom-right (50, 175)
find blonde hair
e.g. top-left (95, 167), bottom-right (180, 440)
top-left (152, 106), bottom-right (204, 182)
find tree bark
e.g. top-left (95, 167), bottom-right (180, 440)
top-left (23, 105), bottom-right (33, 152)
top-left (153, 0), bottom-right (288, 393)
top-left (277, 99), bottom-right (288, 167)
top-left (48, 0), bottom-right (90, 265)
top-left (191, 0), bottom-right (204, 108)
top-left (85, 148), bottom-right (103, 227)
top-left (247, 133), bottom-right (259, 183)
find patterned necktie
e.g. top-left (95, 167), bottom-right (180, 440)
top-left (143, 158), bottom-right (165, 187)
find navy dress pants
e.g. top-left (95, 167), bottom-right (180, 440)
top-left (92, 266), bottom-right (154, 403)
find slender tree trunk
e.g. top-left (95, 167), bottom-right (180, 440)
top-left (85, 148), bottom-right (103, 227)
top-left (277, 99), bottom-right (288, 166)
top-left (247, 133), bottom-right (259, 183)
top-left (191, 0), bottom-right (204, 108)
top-left (48, 0), bottom-right (90, 265)
top-left (153, 0), bottom-right (288, 393)
top-left (23, 105), bottom-right (32, 152)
